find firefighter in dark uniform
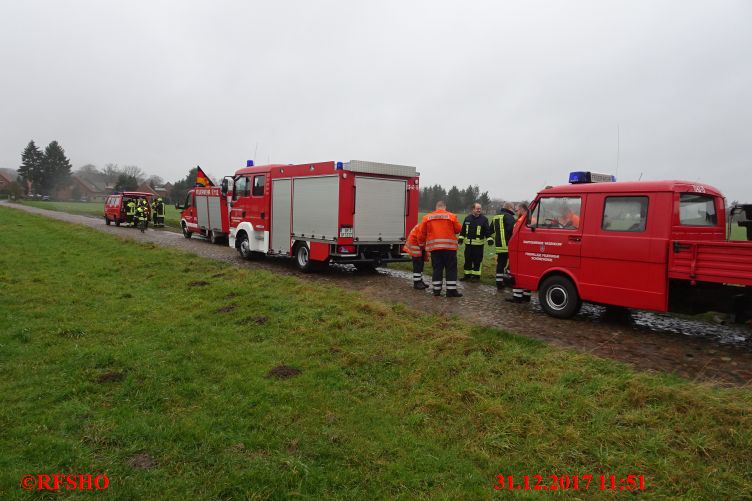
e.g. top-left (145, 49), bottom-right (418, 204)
top-left (488, 202), bottom-right (516, 289)
top-left (154, 197), bottom-right (165, 227)
top-left (458, 202), bottom-right (490, 281)
top-left (151, 198), bottom-right (159, 225)
top-left (125, 199), bottom-right (136, 227)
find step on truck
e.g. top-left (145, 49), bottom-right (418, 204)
top-left (508, 172), bottom-right (752, 321)
top-left (221, 160), bottom-right (420, 271)
top-left (178, 186), bottom-right (230, 244)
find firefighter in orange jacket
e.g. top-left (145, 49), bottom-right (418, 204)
top-left (419, 200), bottom-right (463, 297)
top-left (404, 222), bottom-right (429, 290)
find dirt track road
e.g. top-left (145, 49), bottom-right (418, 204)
top-left (6, 201), bottom-right (752, 386)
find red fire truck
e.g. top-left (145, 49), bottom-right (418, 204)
top-left (178, 186), bottom-right (230, 244)
top-left (220, 159), bottom-right (420, 271)
top-left (508, 172), bottom-right (752, 320)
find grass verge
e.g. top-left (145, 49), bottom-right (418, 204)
top-left (1, 206), bottom-right (751, 499)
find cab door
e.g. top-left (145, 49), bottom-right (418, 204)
top-left (182, 192), bottom-right (197, 229)
top-left (517, 196), bottom-right (585, 287)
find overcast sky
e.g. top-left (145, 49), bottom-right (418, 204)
top-left (1, 1), bottom-right (750, 202)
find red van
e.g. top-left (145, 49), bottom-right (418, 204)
top-left (508, 173), bottom-right (752, 319)
top-left (103, 192), bottom-right (153, 226)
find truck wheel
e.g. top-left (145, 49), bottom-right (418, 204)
top-left (237, 233), bottom-right (252, 259)
top-left (115, 219), bottom-right (120, 227)
top-left (105, 217), bottom-right (111, 226)
top-left (182, 223), bottom-right (192, 239)
top-left (209, 230), bottom-right (219, 245)
top-left (539, 275), bottom-right (581, 319)
top-left (294, 243), bottom-right (315, 272)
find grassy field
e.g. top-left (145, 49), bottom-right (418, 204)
top-left (17, 200), bottom-right (183, 230)
top-left (2, 207), bottom-right (752, 499)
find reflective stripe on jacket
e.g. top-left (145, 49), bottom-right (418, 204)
top-left (489, 209), bottom-right (516, 253)
top-left (419, 210), bottom-right (461, 252)
top-left (403, 223), bottom-right (425, 257)
top-left (460, 213), bottom-right (491, 245)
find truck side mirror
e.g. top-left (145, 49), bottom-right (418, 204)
top-left (221, 178), bottom-right (229, 196)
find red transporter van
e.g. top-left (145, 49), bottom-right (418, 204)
top-left (508, 173), bottom-right (752, 319)
top-left (103, 192), bottom-right (154, 226)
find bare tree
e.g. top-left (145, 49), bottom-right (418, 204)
top-left (147, 175), bottom-right (164, 187)
top-left (121, 165), bottom-right (145, 183)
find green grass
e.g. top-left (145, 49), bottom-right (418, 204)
top-left (18, 200), bottom-right (183, 230)
top-left (1, 207), bottom-right (752, 499)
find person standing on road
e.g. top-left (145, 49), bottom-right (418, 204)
top-left (458, 202), bottom-right (490, 281)
top-left (488, 202), bottom-right (516, 289)
top-left (403, 222), bottom-right (429, 289)
top-left (509, 202), bottom-right (532, 303)
top-left (154, 197), bottom-right (165, 227)
top-left (419, 200), bottom-right (463, 297)
top-left (126, 199), bottom-right (136, 227)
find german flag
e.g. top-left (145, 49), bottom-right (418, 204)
top-left (195, 166), bottom-right (214, 187)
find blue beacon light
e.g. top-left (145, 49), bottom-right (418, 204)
top-left (246, 160), bottom-right (254, 167)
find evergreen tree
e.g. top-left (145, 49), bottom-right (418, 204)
top-left (478, 191), bottom-right (491, 209)
top-left (17, 140), bottom-right (43, 195)
top-left (115, 174), bottom-right (138, 191)
top-left (40, 141), bottom-right (72, 194)
top-left (446, 185), bottom-right (462, 212)
top-left (169, 167), bottom-right (199, 203)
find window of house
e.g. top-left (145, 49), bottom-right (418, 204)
top-left (530, 197), bottom-right (582, 229)
top-left (680, 194), bottom-right (717, 226)
top-left (602, 196), bottom-right (648, 232)
top-left (252, 175), bottom-right (265, 196)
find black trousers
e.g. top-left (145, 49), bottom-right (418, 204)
top-left (431, 250), bottom-right (458, 292)
top-left (463, 245), bottom-right (484, 276)
top-left (496, 252), bottom-right (509, 286)
top-left (412, 256), bottom-right (424, 283)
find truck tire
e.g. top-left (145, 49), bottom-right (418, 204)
top-left (237, 232), bottom-right (252, 259)
top-left (209, 230), bottom-right (220, 245)
top-left (115, 219), bottom-right (120, 227)
top-left (294, 243), bottom-right (315, 272)
top-left (182, 223), bottom-right (192, 239)
top-left (539, 275), bottom-right (581, 319)
top-left (105, 217), bottom-right (111, 225)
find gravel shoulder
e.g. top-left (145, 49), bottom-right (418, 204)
top-left (6, 200), bottom-right (752, 386)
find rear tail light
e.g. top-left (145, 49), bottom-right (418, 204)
top-left (338, 245), bottom-right (356, 254)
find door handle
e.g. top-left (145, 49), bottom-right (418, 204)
top-left (568, 236), bottom-right (581, 242)
top-left (261, 212), bottom-right (265, 220)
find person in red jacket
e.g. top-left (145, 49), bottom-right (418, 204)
top-left (403, 222), bottom-right (429, 289)
top-left (419, 201), bottom-right (463, 297)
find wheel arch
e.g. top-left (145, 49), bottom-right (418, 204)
top-left (537, 269), bottom-right (581, 296)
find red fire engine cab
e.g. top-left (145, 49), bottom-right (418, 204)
top-left (508, 172), bottom-right (752, 320)
top-left (221, 160), bottom-right (420, 271)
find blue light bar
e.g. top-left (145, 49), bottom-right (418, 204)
top-left (569, 171), bottom-right (616, 184)
top-left (246, 160), bottom-right (254, 167)
top-left (336, 161), bottom-right (343, 169)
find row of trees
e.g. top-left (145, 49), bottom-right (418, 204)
top-left (17, 140), bottom-right (72, 195)
top-left (419, 184), bottom-right (492, 212)
top-left (74, 163), bottom-right (163, 192)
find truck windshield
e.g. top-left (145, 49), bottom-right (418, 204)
top-left (531, 197), bottom-right (582, 229)
top-left (680, 194), bottom-right (717, 226)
